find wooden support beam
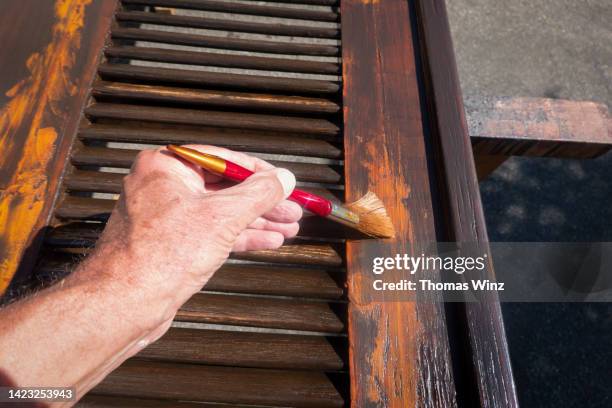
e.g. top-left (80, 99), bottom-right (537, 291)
top-left (0, 0), bottom-right (117, 297)
top-left (468, 96), bottom-right (611, 179)
top-left (342, 1), bottom-right (457, 406)
top-left (415, 1), bottom-right (519, 406)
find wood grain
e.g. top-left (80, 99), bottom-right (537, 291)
top-left (105, 46), bottom-right (340, 75)
top-left (469, 96), bottom-right (611, 159)
top-left (85, 103), bottom-right (340, 135)
top-left (342, 1), bottom-right (456, 406)
top-left (0, 0), bottom-right (117, 295)
top-left (115, 10), bottom-right (340, 39)
top-left (136, 327), bottom-right (345, 370)
top-left (111, 27), bottom-right (339, 56)
top-left (122, 0), bottom-right (340, 22)
top-left (92, 81), bottom-right (340, 113)
top-left (92, 359), bottom-right (344, 407)
top-left (415, 1), bottom-right (518, 406)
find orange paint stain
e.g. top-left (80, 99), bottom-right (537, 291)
top-left (0, 0), bottom-right (92, 294)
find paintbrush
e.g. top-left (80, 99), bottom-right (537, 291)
top-left (166, 145), bottom-right (395, 238)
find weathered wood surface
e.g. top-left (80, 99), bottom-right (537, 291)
top-left (415, 1), bottom-right (518, 407)
top-left (98, 63), bottom-right (341, 94)
top-left (469, 96), bottom-right (611, 179)
top-left (93, 360), bottom-right (344, 408)
top-left (342, 1), bottom-right (457, 406)
top-left (115, 10), bottom-right (340, 39)
top-left (122, 0), bottom-right (340, 22)
top-left (111, 27), bottom-right (339, 56)
top-left (105, 46), bottom-right (340, 75)
top-left (135, 327), bottom-right (345, 370)
top-left (469, 96), bottom-right (611, 158)
top-left (0, 0), bottom-right (117, 296)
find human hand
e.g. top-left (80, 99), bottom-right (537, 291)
top-left (75, 145), bottom-right (301, 325)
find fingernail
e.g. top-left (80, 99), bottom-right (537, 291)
top-left (276, 168), bottom-right (296, 198)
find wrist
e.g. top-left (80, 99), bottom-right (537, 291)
top-left (68, 242), bottom-right (181, 332)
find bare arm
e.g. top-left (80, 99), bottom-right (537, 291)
top-left (0, 145), bottom-right (299, 404)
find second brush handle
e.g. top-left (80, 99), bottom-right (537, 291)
top-left (223, 160), bottom-right (333, 217)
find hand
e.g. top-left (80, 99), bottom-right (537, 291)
top-left (74, 145), bottom-right (301, 325)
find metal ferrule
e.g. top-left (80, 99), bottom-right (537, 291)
top-left (328, 203), bottom-right (360, 227)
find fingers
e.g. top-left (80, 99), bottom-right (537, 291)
top-left (262, 200), bottom-right (303, 223)
top-left (232, 229), bottom-right (285, 252)
top-left (211, 168), bottom-right (296, 232)
top-left (248, 217), bottom-right (300, 238)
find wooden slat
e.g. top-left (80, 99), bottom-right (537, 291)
top-left (137, 327), bottom-right (345, 370)
top-left (468, 96), bottom-right (612, 159)
top-left (115, 10), bottom-right (339, 39)
top-left (105, 46), bottom-right (340, 75)
top-left (92, 81), bottom-right (340, 114)
top-left (262, 0), bottom-right (338, 5)
top-left (0, 0), bottom-right (118, 296)
top-left (45, 218), bottom-right (343, 266)
top-left (342, 1), bottom-right (457, 406)
top-left (70, 151), bottom-right (341, 184)
top-left (36, 251), bottom-right (343, 298)
top-left (98, 63), bottom-right (341, 94)
top-left (55, 196), bottom-right (115, 221)
top-left (79, 395), bottom-right (245, 407)
top-left (206, 263), bottom-right (343, 298)
top-left (93, 360), bottom-right (344, 407)
top-left (112, 27), bottom-right (339, 56)
top-left (79, 123), bottom-right (343, 158)
top-left (85, 103), bottom-right (340, 136)
top-left (176, 292), bottom-right (345, 332)
top-left (122, 0), bottom-right (340, 22)
top-left (415, 1), bottom-right (518, 406)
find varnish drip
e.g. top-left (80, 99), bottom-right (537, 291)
top-left (0, 0), bottom-right (92, 293)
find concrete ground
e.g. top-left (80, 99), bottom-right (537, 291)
top-left (447, 1), bottom-right (611, 407)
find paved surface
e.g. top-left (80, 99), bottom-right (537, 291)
top-left (447, 1), bottom-right (611, 407)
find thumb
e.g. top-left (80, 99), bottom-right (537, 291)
top-left (217, 168), bottom-right (296, 231)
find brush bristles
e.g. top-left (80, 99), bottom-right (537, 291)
top-left (346, 191), bottom-right (395, 238)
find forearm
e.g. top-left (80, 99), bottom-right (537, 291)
top-left (0, 247), bottom-right (172, 402)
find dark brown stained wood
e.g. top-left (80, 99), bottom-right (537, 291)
top-left (468, 96), bottom-right (612, 159)
top-left (176, 292), bottom-right (345, 333)
top-left (36, 249), bottom-right (343, 298)
top-left (206, 263), bottom-right (344, 299)
top-left (79, 123), bottom-right (343, 158)
top-left (0, 0), bottom-right (118, 296)
top-left (112, 27), bottom-right (339, 56)
top-left (256, 0), bottom-right (338, 5)
top-left (98, 63), bottom-right (341, 94)
top-left (115, 11), bottom-right (340, 39)
top-left (342, 1), bottom-right (456, 406)
top-left (55, 196), bottom-right (115, 221)
top-left (475, 155), bottom-right (509, 181)
top-left (69, 151), bottom-right (341, 184)
top-left (79, 395), bottom-right (249, 407)
top-left (65, 170), bottom-right (125, 194)
top-left (137, 327), bottom-right (345, 370)
top-left (93, 360), bottom-right (344, 408)
top-left (415, 1), bottom-right (518, 407)
top-left (85, 103), bottom-right (340, 136)
top-left (122, 0), bottom-right (340, 22)
top-left (105, 46), bottom-right (340, 75)
top-left (233, 244), bottom-right (344, 267)
top-left (45, 219), bottom-right (342, 265)
top-left (92, 81), bottom-right (340, 113)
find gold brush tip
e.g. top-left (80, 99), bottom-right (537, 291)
top-left (166, 145), bottom-right (227, 174)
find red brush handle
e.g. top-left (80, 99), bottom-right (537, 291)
top-left (223, 160), bottom-right (333, 217)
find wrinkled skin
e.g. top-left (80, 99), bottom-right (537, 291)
top-left (0, 146), bottom-right (300, 403)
